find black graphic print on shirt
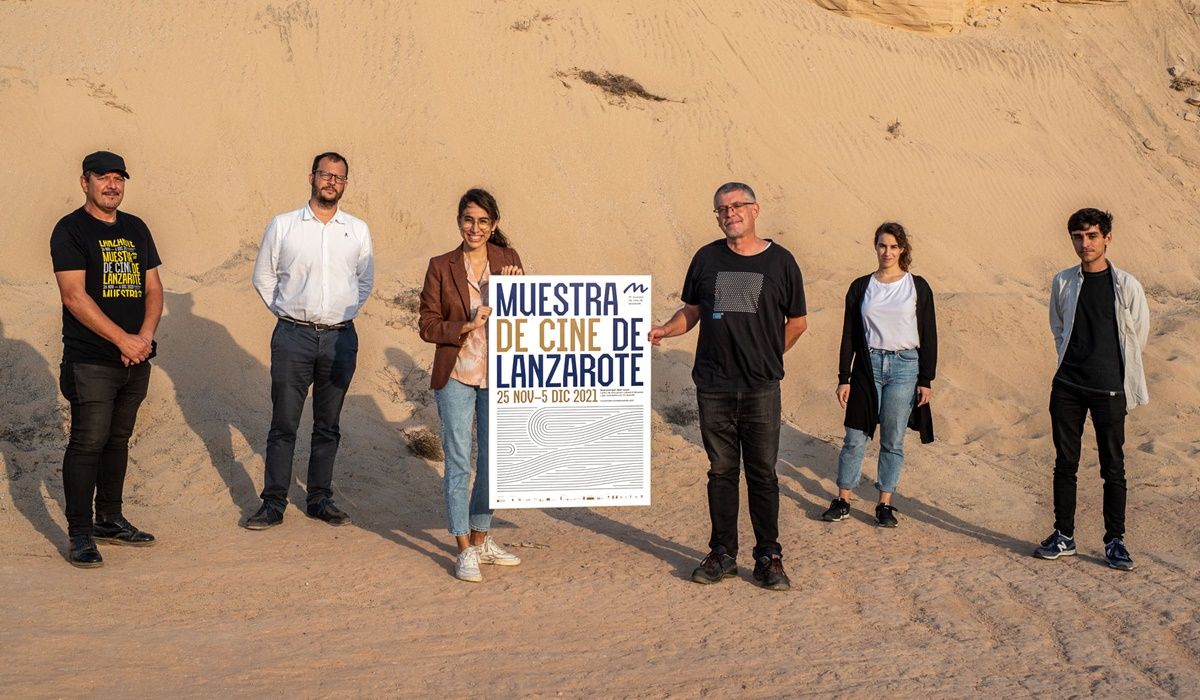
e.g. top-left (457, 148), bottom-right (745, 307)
top-left (714, 271), bottom-right (764, 314)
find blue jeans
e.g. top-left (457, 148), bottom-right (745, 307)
top-left (837, 349), bottom-right (919, 495)
top-left (435, 378), bottom-right (491, 536)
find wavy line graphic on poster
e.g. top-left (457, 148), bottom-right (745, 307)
top-left (495, 406), bottom-right (644, 493)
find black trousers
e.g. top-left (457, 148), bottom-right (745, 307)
top-left (59, 361), bottom-right (151, 537)
top-left (696, 383), bottom-right (782, 559)
top-left (1050, 381), bottom-right (1127, 542)
top-left (261, 320), bottom-right (357, 508)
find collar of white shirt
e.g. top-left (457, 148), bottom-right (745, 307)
top-left (302, 203), bottom-right (346, 225)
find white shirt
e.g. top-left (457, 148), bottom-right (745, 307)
top-left (862, 272), bottom-right (919, 351)
top-left (252, 204), bottom-right (374, 325)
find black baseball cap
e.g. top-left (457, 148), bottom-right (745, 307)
top-left (82, 151), bottom-right (130, 179)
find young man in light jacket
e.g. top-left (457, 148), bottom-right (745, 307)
top-left (1034, 208), bottom-right (1149, 570)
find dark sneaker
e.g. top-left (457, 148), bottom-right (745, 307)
top-left (690, 550), bottom-right (737, 584)
top-left (875, 503), bottom-right (899, 528)
top-left (93, 517), bottom-right (156, 546)
top-left (752, 555), bottom-right (791, 591)
top-left (1033, 530), bottom-right (1077, 559)
top-left (244, 502), bottom-right (285, 530)
top-left (821, 498), bottom-right (851, 522)
top-left (306, 498), bottom-right (350, 526)
top-left (68, 535), bottom-right (103, 568)
top-left (1104, 538), bottom-right (1135, 571)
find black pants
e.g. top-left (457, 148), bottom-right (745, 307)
top-left (697, 383), bottom-right (782, 559)
top-left (59, 361), bottom-right (151, 537)
top-left (1050, 381), bottom-right (1127, 542)
top-left (261, 320), bottom-right (357, 508)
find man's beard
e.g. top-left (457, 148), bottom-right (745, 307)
top-left (93, 193), bottom-right (123, 212)
top-left (311, 186), bottom-right (341, 208)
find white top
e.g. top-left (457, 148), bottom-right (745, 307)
top-left (252, 204), bottom-right (375, 324)
top-left (862, 272), bottom-right (919, 351)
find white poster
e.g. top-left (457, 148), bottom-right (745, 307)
top-left (488, 275), bottom-right (652, 508)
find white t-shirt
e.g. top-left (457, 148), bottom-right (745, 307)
top-left (862, 272), bottom-right (920, 351)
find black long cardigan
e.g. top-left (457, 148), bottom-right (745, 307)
top-left (837, 273), bottom-right (938, 444)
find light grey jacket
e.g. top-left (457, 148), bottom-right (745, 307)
top-left (1049, 262), bottom-right (1150, 409)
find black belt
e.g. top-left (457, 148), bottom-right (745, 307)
top-left (279, 316), bottom-right (350, 331)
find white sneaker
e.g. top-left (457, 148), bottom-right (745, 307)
top-left (455, 546), bottom-right (483, 582)
top-left (478, 535), bottom-right (521, 566)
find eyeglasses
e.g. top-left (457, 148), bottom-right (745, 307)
top-left (713, 201), bottom-right (754, 216)
top-left (314, 170), bottom-right (348, 184)
top-left (460, 218), bottom-right (493, 230)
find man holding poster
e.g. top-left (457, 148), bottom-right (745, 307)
top-left (649, 182), bottom-right (807, 591)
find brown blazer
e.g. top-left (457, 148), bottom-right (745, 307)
top-left (419, 242), bottom-right (524, 390)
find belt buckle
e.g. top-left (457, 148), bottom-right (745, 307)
top-left (282, 316), bottom-right (345, 331)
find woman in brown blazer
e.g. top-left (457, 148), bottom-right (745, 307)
top-left (419, 188), bottom-right (524, 582)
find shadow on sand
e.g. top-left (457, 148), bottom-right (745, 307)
top-left (0, 320), bottom-right (68, 553)
top-left (655, 349), bottom-right (1031, 557)
top-left (156, 292), bottom-right (265, 519)
top-left (332, 347), bottom-right (463, 572)
top-left (534, 345), bottom-right (709, 579)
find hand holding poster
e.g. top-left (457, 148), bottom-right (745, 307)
top-left (489, 275), bottom-right (652, 508)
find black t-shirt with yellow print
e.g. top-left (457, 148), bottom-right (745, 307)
top-left (50, 207), bottom-right (162, 366)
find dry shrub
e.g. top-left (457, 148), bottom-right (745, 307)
top-left (511, 13), bottom-right (553, 31)
top-left (1170, 76), bottom-right (1200, 91)
top-left (571, 69), bottom-right (667, 102)
top-left (390, 287), bottom-right (421, 315)
top-left (661, 403), bottom-right (698, 427)
top-left (384, 287), bottom-right (422, 329)
top-left (404, 428), bottom-right (443, 461)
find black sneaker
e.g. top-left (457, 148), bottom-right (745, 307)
top-left (1033, 530), bottom-right (1077, 559)
top-left (1104, 538), bottom-right (1135, 571)
top-left (752, 554), bottom-right (791, 591)
top-left (93, 517), bottom-right (156, 546)
top-left (306, 498), bottom-right (350, 526)
top-left (244, 502), bottom-right (285, 530)
top-left (821, 498), bottom-right (851, 522)
top-left (690, 550), bottom-right (737, 584)
top-left (68, 535), bottom-right (103, 568)
top-left (875, 503), bottom-right (899, 528)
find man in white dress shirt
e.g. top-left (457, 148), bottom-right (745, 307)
top-left (246, 152), bottom-right (374, 529)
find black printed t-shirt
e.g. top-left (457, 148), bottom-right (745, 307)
top-left (1055, 266), bottom-right (1123, 394)
top-left (50, 207), bottom-right (162, 366)
top-left (681, 239), bottom-right (806, 392)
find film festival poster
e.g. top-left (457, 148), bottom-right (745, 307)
top-left (488, 275), bottom-right (652, 508)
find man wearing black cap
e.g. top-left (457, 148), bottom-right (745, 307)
top-left (49, 151), bottom-right (162, 568)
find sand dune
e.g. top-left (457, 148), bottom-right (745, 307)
top-left (815, 0), bottom-right (1132, 33)
top-left (2, 1), bottom-right (1199, 696)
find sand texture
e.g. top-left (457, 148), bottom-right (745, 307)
top-left (2, 1), bottom-right (1199, 697)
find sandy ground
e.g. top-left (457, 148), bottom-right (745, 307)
top-left (2, 1), bottom-right (1200, 697)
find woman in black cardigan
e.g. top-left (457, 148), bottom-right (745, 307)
top-left (821, 222), bottom-right (937, 528)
